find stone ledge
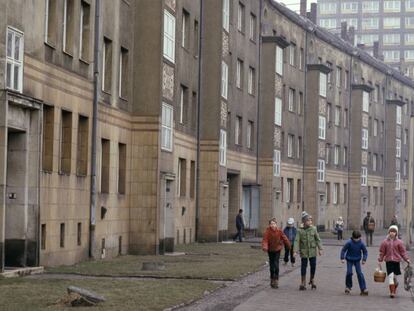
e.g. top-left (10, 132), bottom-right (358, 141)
top-left (0, 266), bottom-right (44, 278)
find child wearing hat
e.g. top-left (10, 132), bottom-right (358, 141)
top-left (340, 230), bottom-right (369, 296)
top-left (294, 212), bottom-right (323, 290)
top-left (262, 218), bottom-right (291, 289)
top-left (283, 218), bottom-right (297, 267)
top-left (378, 225), bottom-right (411, 298)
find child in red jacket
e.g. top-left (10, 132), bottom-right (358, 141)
top-left (378, 225), bottom-right (411, 298)
top-left (262, 218), bottom-right (291, 289)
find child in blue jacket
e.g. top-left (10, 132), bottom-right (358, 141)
top-left (340, 230), bottom-right (369, 296)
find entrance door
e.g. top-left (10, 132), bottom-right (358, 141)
top-left (243, 186), bottom-right (259, 230)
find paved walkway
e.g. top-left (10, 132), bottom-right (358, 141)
top-left (235, 236), bottom-right (413, 311)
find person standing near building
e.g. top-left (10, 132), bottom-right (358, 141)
top-left (283, 218), bottom-right (297, 267)
top-left (363, 212), bottom-right (375, 246)
top-left (233, 209), bottom-right (245, 242)
top-left (336, 216), bottom-right (344, 241)
top-left (390, 215), bottom-right (401, 239)
top-left (294, 212), bottom-right (323, 291)
top-left (262, 218), bottom-right (291, 289)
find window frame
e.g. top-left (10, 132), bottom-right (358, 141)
top-left (6, 27), bottom-right (24, 93)
top-left (161, 103), bottom-right (174, 151)
top-left (163, 10), bottom-right (176, 63)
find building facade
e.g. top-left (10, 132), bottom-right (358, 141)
top-left (0, 0), bottom-right (412, 271)
top-left (317, 0), bottom-right (414, 78)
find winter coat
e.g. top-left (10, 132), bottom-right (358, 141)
top-left (335, 221), bottom-right (344, 231)
top-left (363, 216), bottom-right (375, 233)
top-left (340, 239), bottom-right (368, 262)
top-left (262, 227), bottom-right (291, 252)
top-left (236, 214), bottom-right (244, 230)
top-left (283, 226), bottom-right (297, 243)
top-left (378, 237), bottom-right (410, 263)
top-left (293, 225), bottom-right (323, 258)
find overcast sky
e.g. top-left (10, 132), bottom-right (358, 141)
top-left (278, 0), bottom-right (317, 13)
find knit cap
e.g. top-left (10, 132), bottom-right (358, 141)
top-left (388, 225), bottom-right (398, 234)
top-left (301, 211), bottom-right (310, 223)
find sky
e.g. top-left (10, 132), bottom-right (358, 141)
top-left (278, 0), bottom-right (317, 13)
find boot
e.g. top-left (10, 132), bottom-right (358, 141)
top-left (270, 277), bottom-right (275, 288)
top-left (389, 285), bottom-right (396, 298)
top-left (309, 279), bottom-right (317, 290)
top-left (273, 278), bottom-right (279, 289)
top-left (299, 276), bottom-right (306, 291)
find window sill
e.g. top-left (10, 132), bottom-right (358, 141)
top-left (102, 89), bottom-right (112, 96)
top-left (44, 41), bottom-right (56, 50)
top-left (79, 57), bottom-right (90, 65)
top-left (76, 173), bottom-right (87, 178)
top-left (249, 39), bottom-right (256, 44)
top-left (42, 169), bottom-right (53, 174)
top-left (119, 96), bottom-right (129, 102)
top-left (58, 171), bottom-right (71, 176)
top-left (62, 50), bottom-right (74, 58)
top-left (161, 147), bottom-right (173, 153)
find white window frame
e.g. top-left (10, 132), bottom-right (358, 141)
top-left (343, 147), bottom-right (347, 166)
top-left (275, 97), bottom-right (282, 126)
top-left (163, 10), bottom-right (176, 63)
top-left (335, 106), bottom-right (340, 126)
top-left (363, 91), bottom-right (369, 112)
top-left (373, 119), bottom-right (378, 136)
top-left (317, 160), bottom-right (325, 182)
top-left (341, 2), bottom-right (359, 13)
top-left (407, 0), bottom-right (414, 11)
top-left (223, 0), bottom-right (230, 32)
top-left (384, 17), bottom-right (401, 29)
top-left (319, 72), bottom-right (327, 97)
top-left (249, 14), bottom-right (256, 41)
top-left (288, 134), bottom-right (294, 158)
top-left (362, 18), bottom-right (379, 30)
top-left (179, 86), bottom-right (184, 124)
top-left (396, 106), bottom-right (402, 124)
top-left (396, 138), bottom-right (401, 158)
top-left (384, 0), bottom-right (401, 12)
top-left (395, 172), bottom-right (401, 190)
top-left (63, 0), bottom-right (68, 51)
top-left (318, 116), bottom-right (326, 140)
top-left (320, 2), bottom-right (337, 14)
top-left (161, 103), bottom-right (173, 151)
top-left (333, 183), bottom-right (339, 205)
top-left (6, 27), bottom-right (24, 93)
top-left (247, 121), bottom-right (252, 149)
top-left (334, 145), bottom-right (339, 165)
top-left (236, 59), bottom-right (242, 89)
top-left (362, 129), bottom-right (369, 150)
top-left (248, 67), bottom-right (254, 95)
top-left (288, 88), bottom-right (294, 112)
top-left (219, 129), bottom-right (227, 166)
top-left (361, 167), bottom-right (368, 186)
top-left (237, 2), bottom-right (244, 32)
top-left (235, 116), bottom-right (241, 145)
top-left (373, 153), bottom-right (377, 172)
top-left (44, 0), bottom-right (50, 43)
top-left (362, 1), bottom-right (379, 13)
top-left (276, 46), bottom-right (283, 76)
top-left (79, 2), bottom-right (84, 56)
top-left (286, 179), bottom-right (292, 203)
top-left (273, 150), bottom-right (281, 177)
top-left (181, 11), bottom-right (187, 48)
top-left (221, 61), bottom-right (228, 99)
top-left (289, 44), bottom-right (295, 66)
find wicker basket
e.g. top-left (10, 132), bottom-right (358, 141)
top-left (374, 270), bottom-right (386, 283)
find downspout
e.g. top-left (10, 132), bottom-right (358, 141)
top-left (90, 0), bottom-right (101, 258)
top-left (301, 30), bottom-right (309, 212)
top-left (346, 55), bottom-right (353, 229)
top-left (195, 0), bottom-right (204, 242)
top-left (36, 104), bottom-right (43, 267)
top-left (383, 75), bottom-right (389, 229)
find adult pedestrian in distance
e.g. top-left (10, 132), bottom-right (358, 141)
top-left (363, 211), bottom-right (375, 247)
top-left (336, 216), bottom-right (344, 241)
top-left (262, 218), bottom-right (291, 289)
top-left (233, 209), bottom-right (245, 242)
top-left (390, 215), bottom-right (401, 239)
top-left (283, 218), bottom-right (297, 267)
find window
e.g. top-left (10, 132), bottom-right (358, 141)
top-left (335, 106), bottom-right (341, 126)
top-left (395, 172), bottom-right (401, 190)
top-left (276, 46), bottom-right (283, 76)
top-left (341, 18), bottom-right (358, 29)
top-left (77, 223), bottom-right (82, 246)
top-left (44, 0), bottom-right (57, 44)
top-left (235, 116), bottom-right (242, 145)
top-left (163, 10), bottom-right (176, 63)
top-left (341, 2), bottom-right (358, 13)
top-left (326, 62), bottom-right (332, 84)
top-left (396, 106), bottom-right (402, 124)
top-left (319, 19), bottom-right (337, 29)
top-left (275, 97), bottom-right (282, 126)
top-left (383, 50), bottom-right (400, 62)
top-left (76, 115), bottom-right (89, 176)
top-left (249, 14), bottom-right (256, 41)
top-left (41, 224), bottom-right (46, 250)
top-left (373, 153), bottom-right (377, 171)
top-left (297, 179), bottom-right (302, 202)
top-left (362, 18), bottom-right (379, 30)
top-left (273, 150), bottom-right (281, 176)
top-left (362, 1), bottom-right (379, 12)
top-left (299, 48), bottom-right (304, 70)
top-left (363, 91), bottom-right (369, 112)
top-left (288, 134), bottom-right (294, 158)
top-left (343, 147), bottom-right (347, 166)
top-left (357, 34), bottom-right (379, 46)
top-left (237, 2), bottom-right (245, 32)
top-left (407, 0), bottom-right (414, 11)
top-left (179, 85), bottom-right (188, 124)
top-left (118, 143), bottom-right (126, 194)
top-left (297, 136), bottom-right (302, 159)
top-left (343, 184), bottom-right (348, 204)
top-left (190, 161), bottom-right (196, 198)
top-left (63, 0), bottom-right (75, 53)
top-left (404, 129), bottom-right (408, 144)
top-left (236, 59), bottom-right (243, 89)
top-left (319, 116), bottom-right (326, 140)
top-left (334, 145), bottom-right (340, 165)
top-left (248, 67), bottom-right (255, 95)
top-left (219, 129), bottom-right (227, 166)
top-left (223, 0), bottom-right (230, 32)
top-left (161, 103), bottom-right (173, 151)
top-left (288, 88), bottom-right (295, 112)
top-left (383, 34), bottom-right (400, 46)
top-left (80, 1), bottom-right (90, 60)
top-left (221, 61), bottom-right (228, 99)
top-left (361, 167), bottom-right (368, 186)
top-left (102, 37), bottom-right (112, 92)
top-left (362, 129), bottom-right (369, 149)
top-left (320, 2), bottom-right (337, 14)
top-left (60, 223), bottom-right (65, 248)
top-left (345, 70), bottom-right (349, 89)
top-left (384, 17), bottom-right (401, 29)
top-left (181, 9), bottom-right (190, 49)
top-left (101, 138), bottom-right (110, 193)
top-left (396, 139), bottom-right (401, 158)
top-left (336, 67), bottom-right (341, 88)
top-left (405, 33), bottom-right (414, 44)
top-left (289, 43), bottom-right (296, 66)
top-left (42, 105), bottom-right (54, 172)
top-left (333, 183), bottom-right (340, 205)
top-left (6, 28), bottom-right (24, 92)
top-left (194, 20), bottom-right (199, 56)
top-left (407, 17), bottom-right (414, 29)
top-left (178, 158), bottom-right (186, 197)
top-left (60, 110), bottom-right (72, 174)
top-left (372, 119), bottom-right (378, 137)
top-left (384, 0), bottom-right (401, 12)
top-left (287, 178), bottom-right (293, 203)
top-left (247, 121), bottom-right (253, 149)
top-left (326, 182), bottom-right (331, 204)
top-left (374, 85), bottom-right (379, 102)
top-left (119, 47), bottom-right (129, 99)
top-left (405, 50), bottom-right (414, 60)
top-left (298, 92), bottom-right (303, 115)
top-left (319, 73), bottom-right (327, 97)
top-left (317, 160), bottom-right (325, 182)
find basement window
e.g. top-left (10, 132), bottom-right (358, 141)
top-left (77, 222), bottom-right (82, 246)
top-left (60, 223), bottom-right (65, 248)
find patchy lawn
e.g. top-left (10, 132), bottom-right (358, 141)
top-left (47, 242), bottom-right (267, 280)
top-left (0, 277), bottom-right (220, 311)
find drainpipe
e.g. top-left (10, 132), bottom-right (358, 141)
top-left (301, 30), bottom-right (308, 212)
top-left (90, 0), bottom-right (101, 259)
top-left (195, 0), bottom-right (204, 242)
top-left (346, 55), bottom-right (353, 229)
top-left (36, 104), bottom-right (43, 267)
top-left (383, 75), bottom-right (389, 229)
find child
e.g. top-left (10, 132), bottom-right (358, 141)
top-left (378, 225), bottom-right (411, 298)
top-left (262, 218), bottom-right (291, 289)
top-left (283, 218), bottom-right (297, 267)
top-left (335, 217), bottom-right (344, 240)
top-left (294, 212), bottom-right (323, 290)
top-left (340, 230), bottom-right (368, 296)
